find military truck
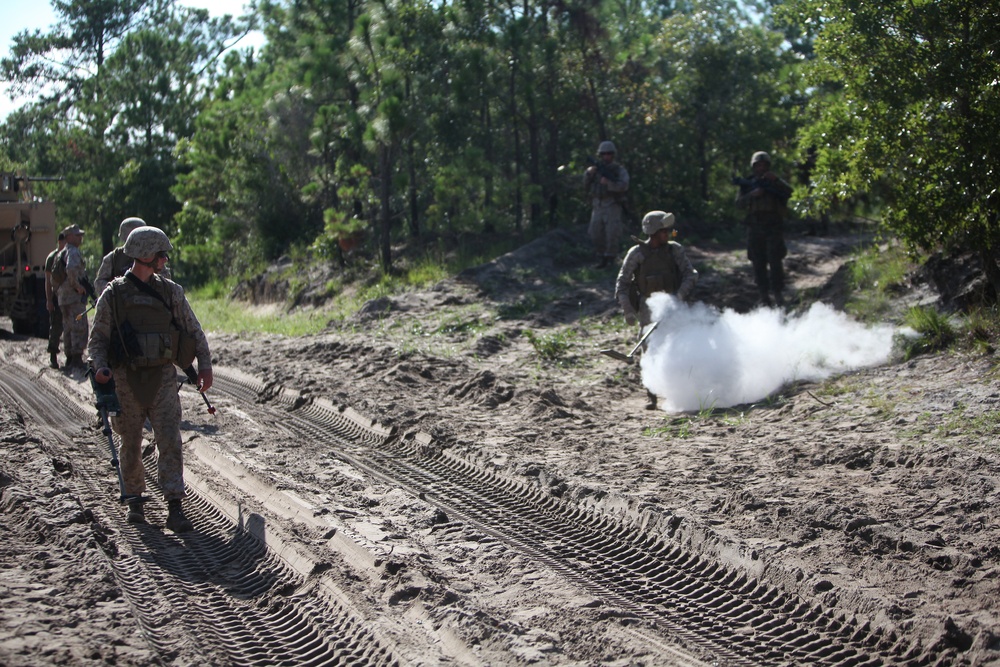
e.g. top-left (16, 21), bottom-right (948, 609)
top-left (0, 173), bottom-right (60, 337)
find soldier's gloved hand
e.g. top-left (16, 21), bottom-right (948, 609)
top-left (95, 368), bottom-right (112, 384)
top-left (197, 368), bottom-right (214, 393)
top-left (624, 311), bottom-right (638, 326)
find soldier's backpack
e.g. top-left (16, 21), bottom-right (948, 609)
top-left (51, 248), bottom-right (69, 288)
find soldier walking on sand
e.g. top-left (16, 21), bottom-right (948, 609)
top-left (615, 211), bottom-right (698, 410)
top-left (55, 225), bottom-right (90, 370)
top-left (88, 226), bottom-right (213, 532)
top-left (735, 151), bottom-right (793, 307)
top-left (584, 140), bottom-right (630, 268)
top-left (96, 217), bottom-right (144, 295)
top-left (44, 232), bottom-right (66, 369)
top-left (95, 217), bottom-right (171, 295)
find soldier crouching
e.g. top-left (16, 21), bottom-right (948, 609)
top-left (87, 226), bottom-right (213, 532)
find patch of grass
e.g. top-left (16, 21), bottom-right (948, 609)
top-left (188, 297), bottom-right (330, 336)
top-left (958, 306), bottom-right (1000, 355)
top-left (525, 329), bottom-right (575, 363)
top-left (898, 306), bottom-right (956, 359)
top-left (844, 244), bottom-right (917, 322)
top-left (644, 406), bottom-right (745, 439)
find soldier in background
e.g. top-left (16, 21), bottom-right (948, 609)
top-left (55, 224), bottom-right (90, 370)
top-left (44, 232), bottom-right (66, 369)
top-left (735, 151), bottom-right (793, 307)
top-left (95, 217), bottom-right (147, 295)
top-left (615, 211), bottom-right (698, 410)
top-left (88, 226), bottom-right (213, 532)
top-left (584, 140), bottom-right (630, 268)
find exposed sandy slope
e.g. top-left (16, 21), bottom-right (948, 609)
top-left (2, 223), bottom-right (999, 665)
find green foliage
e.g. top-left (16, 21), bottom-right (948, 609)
top-left (899, 306), bottom-right (956, 359)
top-left (844, 243), bottom-right (917, 322)
top-left (782, 0), bottom-right (1000, 285)
top-left (3, 0), bottom-right (807, 282)
top-left (188, 295), bottom-right (330, 337)
top-left (525, 329), bottom-right (575, 364)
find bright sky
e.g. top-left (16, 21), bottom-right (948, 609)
top-left (0, 0), bottom-right (265, 121)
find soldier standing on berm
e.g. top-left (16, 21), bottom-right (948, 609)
top-left (88, 227), bottom-right (213, 532)
top-left (584, 140), bottom-right (630, 268)
top-left (735, 151), bottom-right (793, 307)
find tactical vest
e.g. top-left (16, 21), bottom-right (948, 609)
top-left (110, 247), bottom-right (133, 280)
top-left (635, 242), bottom-right (682, 299)
top-left (109, 276), bottom-right (180, 368)
top-left (50, 248), bottom-right (68, 288)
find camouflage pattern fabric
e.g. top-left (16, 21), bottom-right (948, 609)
top-left (59, 300), bottom-right (88, 356)
top-left (88, 273), bottom-right (212, 503)
top-left (615, 241), bottom-right (698, 326)
top-left (110, 364), bottom-right (185, 500)
top-left (47, 306), bottom-right (63, 355)
top-left (589, 203), bottom-right (625, 258)
top-left (55, 244), bottom-right (87, 306)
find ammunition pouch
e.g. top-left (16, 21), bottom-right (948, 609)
top-left (176, 328), bottom-right (197, 369)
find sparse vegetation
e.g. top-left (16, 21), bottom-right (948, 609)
top-left (525, 330), bottom-right (575, 364)
top-left (844, 243), bottom-right (916, 322)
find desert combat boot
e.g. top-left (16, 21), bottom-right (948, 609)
top-left (166, 499), bottom-right (193, 532)
top-left (127, 501), bottom-right (146, 524)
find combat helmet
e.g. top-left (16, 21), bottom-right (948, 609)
top-left (123, 226), bottom-right (173, 259)
top-left (597, 140), bottom-right (617, 155)
top-left (118, 217), bottom-right (146, 241)
top-left (642, 210), bottom-right (675, 236)
top-left (751, 151), bottom-right (771, 167)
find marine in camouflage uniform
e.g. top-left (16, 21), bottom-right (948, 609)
top-left (55, 225), bottom-right (90, 369)
top-left (44, 233), bottom-right (66, 369)
top-left (88, 226), bottom-right (213, 532)
top-left (735, 151), bottom-right (793, 307)
top-left (584, 140), bottom-right (630, 268)
top-left (94, 217), bottom-right (171, 296)
top-left (615, 211), bottom-right (698, 410)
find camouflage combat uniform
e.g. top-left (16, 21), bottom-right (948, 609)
top-left (87, 274), bottom-right (211, 502)
top-left (736, 152), bottom-right (793, 305)
top-left (43, 245), bottom-right (64, 360)
top-left (615, 239), bottom-right (698, 327)
top-left (584, 143), bottom-right (629, 265)
top-left (55, 243), bottom-right (89, 359)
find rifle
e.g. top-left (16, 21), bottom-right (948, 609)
top-left (586, 155), bottom-right (622, 184)
top-left (177, 365), bottom-right (217, 416)
top-left (86, 368), bottom-right (141, 505)
top-left (732, 176), bottom-right (791, 202)
top-left (75, 276), bottom-right (99, 320)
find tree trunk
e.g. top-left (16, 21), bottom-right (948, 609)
top-left (379, 143), bottom-right (392, 274)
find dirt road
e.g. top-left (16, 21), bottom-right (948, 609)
top-left (2, 225), bottom-right (998, 665)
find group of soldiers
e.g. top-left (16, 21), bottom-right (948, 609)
top-left (43, 220), bottom-right (212, 532)
top-left (585, 142), bottom-right (793, 409)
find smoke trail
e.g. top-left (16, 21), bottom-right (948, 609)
top-left (640, 293), bottom-right (899, 413)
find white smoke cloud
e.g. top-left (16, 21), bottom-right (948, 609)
top-left (640, 294), bottom-right (899, 413)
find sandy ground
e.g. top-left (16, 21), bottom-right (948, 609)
top-left (2, 223), bottom-right (999, 666)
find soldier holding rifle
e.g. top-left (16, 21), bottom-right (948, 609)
top-left (87, 226), bottom-right (213, 532)
top-left (584, 140), bottom-right (630, 268)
